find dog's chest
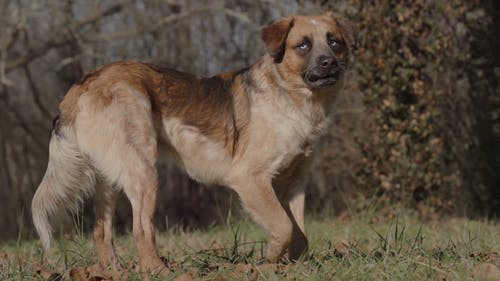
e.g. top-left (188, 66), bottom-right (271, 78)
top-left (241, 96), bottom-right (327, 174)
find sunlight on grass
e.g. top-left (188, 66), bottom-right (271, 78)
top-left (0, 215), bottom-right (499, 280)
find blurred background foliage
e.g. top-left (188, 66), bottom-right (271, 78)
top-left (318, 0), bottom-right (500, 220)
top-left (0, 0), bottom-right (498, 240)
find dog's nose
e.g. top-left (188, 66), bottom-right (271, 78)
top-left (318, 56), bottom-right (336, 69)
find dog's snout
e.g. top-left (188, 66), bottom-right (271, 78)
top-left (318, 56), bottom-right (336, 69)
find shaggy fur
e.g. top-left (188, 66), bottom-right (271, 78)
top-left (32, 12), bottom-right (356, 273)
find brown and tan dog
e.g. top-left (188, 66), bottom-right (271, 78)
top-left (32, 12), bottom-right (355, 272)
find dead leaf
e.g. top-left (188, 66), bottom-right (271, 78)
top-left (33, 262), bottom-right (62, 280)
top-left (87, 264), bottom-right (113, 280)
top-left (437, 270), bottom-right (449, 281)
top-left (337, 212), bottom-right (351, 222)
top-left (69, 264), bottom-right (114, 281)
top-left (234, 263), bottom-right (252, 274)
top-left (470, 252), bottom-right (500, 264)
top-left (334, 238), bottom-right (350, 258)
top-left (208, 241), bottom-right (223, 256)
top-left (160, 255), bottom-right (177, 271)
top-left (69, 266), bottom-right (88, 281)
top-left (255, 263), bottom-right (279, 273)
top-left (175, 273), bottom-right (193, 281)
top-left (473, 263), bottom-right (500, 281)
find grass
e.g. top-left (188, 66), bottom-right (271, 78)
top-left (0, 214), bottom-right (499, 280)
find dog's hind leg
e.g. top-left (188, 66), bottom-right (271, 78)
top-left (88, 138), bottom-right (165, 273)
top-left (76, 83), bottom-right (167, 273)
top-left (122, 168), bottom-right (164, 273)
top-left (93, 179), bottom-right (119, 268)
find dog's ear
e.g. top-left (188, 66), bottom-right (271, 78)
top-left (261, 17), bottom-right (294, 63)
top-left (327, 12), bottom-right (357, 50)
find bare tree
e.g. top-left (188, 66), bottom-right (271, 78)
top-left (0, 0), bottom-right (320, 240)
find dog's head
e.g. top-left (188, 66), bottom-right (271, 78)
top-left (262, 12), bottom-right (356, 90)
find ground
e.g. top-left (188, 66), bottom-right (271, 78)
top-left (0, 214), bottom-right (499, 280)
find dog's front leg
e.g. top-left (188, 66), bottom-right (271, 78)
top-left (232, 174), bottom-right (293, 262)
top-left (273, 184), bottom-right (308, 261)
top-left (284, 189), bottom-right (308, 260)
top-left (273, 158), bottom-right (311, 261)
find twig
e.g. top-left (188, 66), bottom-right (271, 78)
top-left (223, 9), bottom-right (260, 30)
top-left (83, 4), bottom-right (222, 43)
top-left (5, 2), bottom-right (128, 73)
top-left (0, 51), bottom-right (13, 86)
top-left (0, 97), bottom-right (46, 151)
top-left (74, 2), bottom-right (128, 27)
top-left (23, 65), bottom-right (52, 121)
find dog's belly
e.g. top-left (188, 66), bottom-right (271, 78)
top-left (160, 117), bottom-right (232, 185)
top-left (159, 117), bottom-right (307, 187)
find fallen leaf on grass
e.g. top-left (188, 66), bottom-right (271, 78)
top-left (470, 252), bottom-right (500, 264)
top-left (437, 270), bottom-right (449, 281)
top-left (174, 273), bottom-right (194, 281)
top-left (473, 263), bottom-right (500, 281)
top-left (255, 263), bottom-right (276, 272)
top-left (337, 212), bottom-right (351, 222)
top-left (160, 256), bottom-right (178, 271)
top-left (69, 267), bottom-right (88, 281)
top-left (235, 263), bottom-right (287, 274)
top-left (232, 263), bottom-right (279, 280)
top-left (200, 261), bottom-right (220, 273)
top-left (1, 252), bottom-right (25, 267)
top-left (415, 255), bottom-right (441, 267)
top-left (413, 255), bottom-right (449, 280)
top-left (33, 262), bottom-right (62, 280)
top-left (0, 254), bottom-right (7, 272)
top-left (334, 238), bottom-right (351, 258)
top-left (234, 263), bottom-right (252, 274)
top-left (208, 241), bottom-right (224, 256)
top-left (69, 264), bottom-right (116, 281)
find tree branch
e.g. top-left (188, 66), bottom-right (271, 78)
top-left (5, 2), bottom-right (129, 73)
top-left (82, 4), bottom-right (222, 43)
top-left (23, 65), bottom-right (52, 121)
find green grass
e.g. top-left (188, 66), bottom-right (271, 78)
top-left (1, 215), bottom-right (499, 280)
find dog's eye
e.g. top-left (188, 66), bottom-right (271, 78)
top-left (298, 42), bottom-right (310, 50)
top-left (327, 35), bottom-right (342, 51)
top-left (329, 38), bottom-right (341, 49)
top-left (296, 40), bottom-right (311, 51)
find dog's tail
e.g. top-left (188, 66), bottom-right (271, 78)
top-left (31, 119), bottom-right (95, 251)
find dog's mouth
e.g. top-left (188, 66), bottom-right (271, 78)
top-left (304, 71), bottom-right (340, 88)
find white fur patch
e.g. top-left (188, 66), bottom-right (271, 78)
top-left (162, 118), bottom-right (232, 185)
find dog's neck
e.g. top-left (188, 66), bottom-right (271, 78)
top-left (248, 55), bottom-right (336, 127)
top-left (270, 56), bottom-right (337, 111)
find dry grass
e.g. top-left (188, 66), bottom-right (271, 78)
top-left (1, 214), bottom-right (499, 280)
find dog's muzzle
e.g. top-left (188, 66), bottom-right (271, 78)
top-left (304, 55), bottom-right (344, 88)
top-left (304, 70), bottom-right (340, 87)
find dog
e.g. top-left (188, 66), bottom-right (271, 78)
top-left (31, 12), bottom-right (356, 272)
